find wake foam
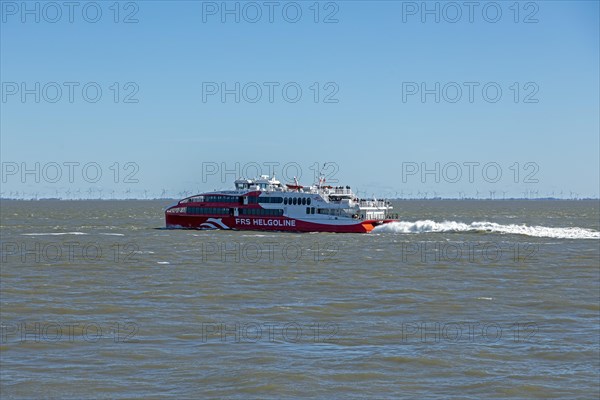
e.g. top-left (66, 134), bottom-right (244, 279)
top-left (21, 232), bottom-right (88, 236)
top-left (372, 220), bottom-right (600, 239)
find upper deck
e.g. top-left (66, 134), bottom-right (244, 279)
top-left (169, 175), bottom-right (394, 220)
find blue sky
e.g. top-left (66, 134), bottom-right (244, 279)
top-left (1, 0), bottom-right (598, 199)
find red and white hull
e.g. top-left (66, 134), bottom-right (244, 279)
top-left (166, 214), bottom-right (395, 233)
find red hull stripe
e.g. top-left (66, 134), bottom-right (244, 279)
top-left (165, 215), bottom-right (394, 233)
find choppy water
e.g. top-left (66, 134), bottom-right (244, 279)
top-left (1, 200), bottom-right (599, 399)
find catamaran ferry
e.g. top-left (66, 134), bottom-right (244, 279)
top-left (165, 175), bottom-right (398, 233)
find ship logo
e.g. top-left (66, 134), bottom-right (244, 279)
top-left (199, 218), bottom-right (230, 230)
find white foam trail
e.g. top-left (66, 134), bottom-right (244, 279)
top-left (21, 232), bottom-right (88, 236)
top-left (372, 220), bottom-right (600, 239)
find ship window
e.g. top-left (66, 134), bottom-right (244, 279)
top-left (258, 196), bottom-right (283, 204)
top-left (307, 198), bottom-right (311, 205)
top-left (205, 195), bottom-right (238, 203)
top-left (306, 207), bottom-right (310, 214)
top-left (301, 198), bottom-right (306, 205)
top-left (292, 198), bottom-right (297, 205)
top-left (283, 198), bottom-right (288, 205)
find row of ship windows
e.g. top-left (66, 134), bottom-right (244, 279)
top-left (178, 207), bottom-right (338, 217)
top-left (284, 197), bottom-right (311, 206)
top-left (186, 207), bottom-right (229, 215)
top-left (240, 208), bottom-right (283, 216)
top-left (253, 197), bottom-right (311, 205)
top-left (203, 196), bottom-right (238, 203)
top-left (255, 197), bottom-right (282, 204)
top-left (185, 196), bottom-right (311, 206)
top-left (185, 207), bottom-right (284, 217)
